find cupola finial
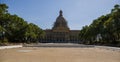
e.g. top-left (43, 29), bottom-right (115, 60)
top-left (59, 10), bottom-right (63, 16)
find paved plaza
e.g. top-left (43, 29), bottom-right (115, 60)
top-left (0, 44), bottom-right (120, 62)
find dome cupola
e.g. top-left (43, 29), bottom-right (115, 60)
top-left (52, 10), bottom-right (69, 30)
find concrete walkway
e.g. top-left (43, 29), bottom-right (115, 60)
top-left (0, 45), bottom-right (22, 49)
top-left (24, 43), bottom-right (94, 48)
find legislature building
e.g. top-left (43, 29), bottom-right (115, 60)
top-left (40, 10), bottom-right (80, 43)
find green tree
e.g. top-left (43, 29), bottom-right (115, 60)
top-left (0, 4), bottom-right (45, 44)
top-left (79, 4), bottom-right (120, 47)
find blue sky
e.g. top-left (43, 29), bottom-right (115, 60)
top-left (1, 0), bottom-right (120, 30)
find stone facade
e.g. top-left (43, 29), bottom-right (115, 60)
top-left (40, 10), bottom-right (80, 43)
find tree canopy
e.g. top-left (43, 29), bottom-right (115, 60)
top-left (79, 4), bottom-right (120, 47)
top-left (0, 4), bottom-right (45, 44)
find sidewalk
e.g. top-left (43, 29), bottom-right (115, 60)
top-left (0, 45), bottom-right (22, 49)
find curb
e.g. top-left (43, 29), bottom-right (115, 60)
top-left (0, 45), bottom-right (22, 49)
